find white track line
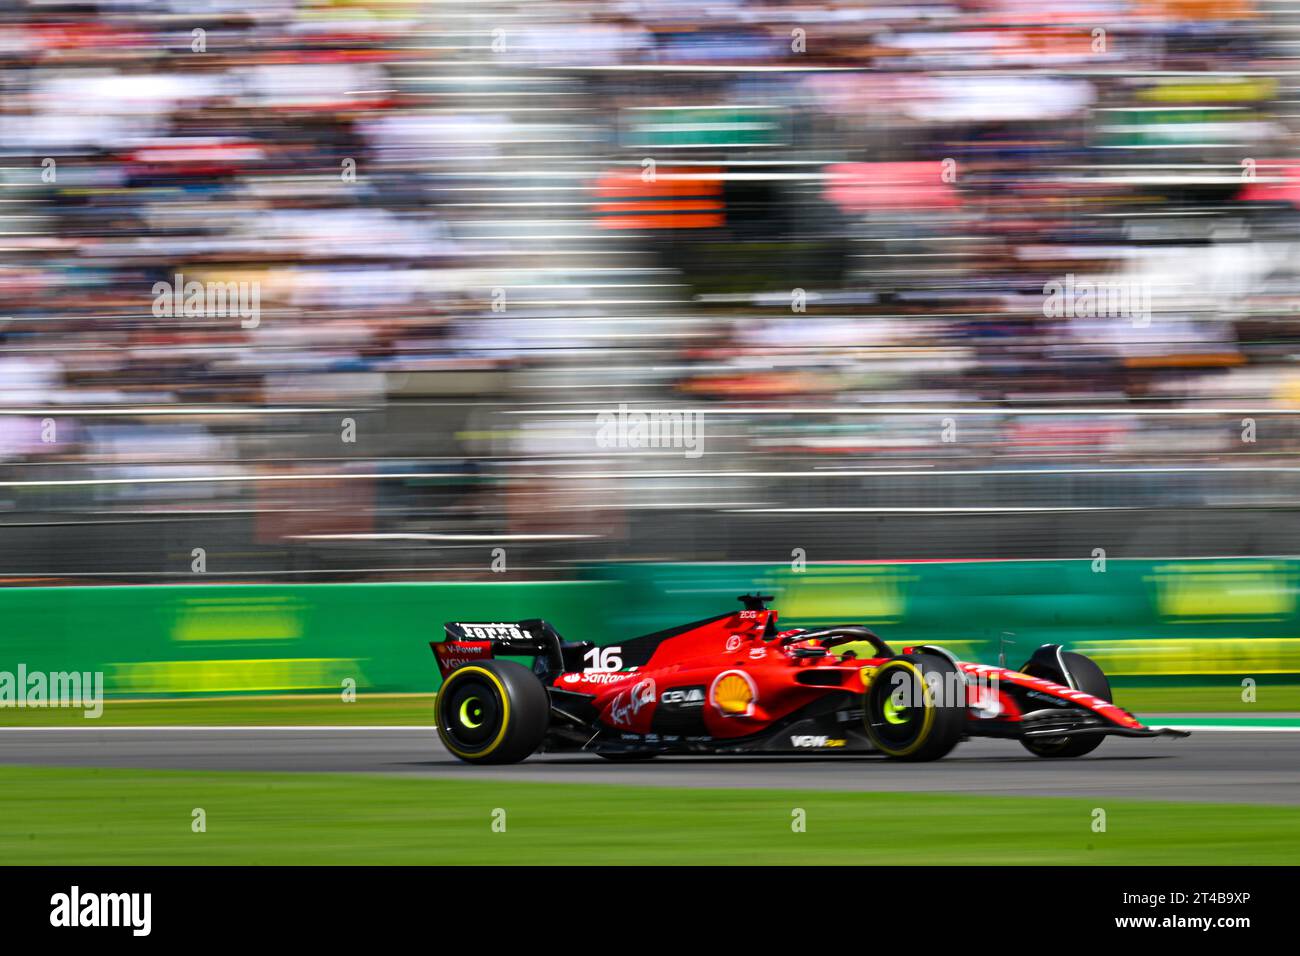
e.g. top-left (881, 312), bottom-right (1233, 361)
top-left (1146, 724), bottom-right (1300, 733)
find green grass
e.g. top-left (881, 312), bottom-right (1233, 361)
top-left (0, 684), bottom-right (1294, 728)
top-left (0, 765), bottom-right (1295, 865)
top-left (1112, 683), bottom-right (1300, 714)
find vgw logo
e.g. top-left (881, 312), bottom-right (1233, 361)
top-left (50, 886), bottom-right (151, 936)
top-left (790, 735), bottom-right (846, 748)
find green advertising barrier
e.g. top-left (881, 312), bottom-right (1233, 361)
top-left (588, 559), bottom-right (1300, 679)
top-left (0, 581), bottom-right (616, 698)
top-left (0, 559), bottom-right (1296, 699)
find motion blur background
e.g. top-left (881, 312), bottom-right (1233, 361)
top-left (3, 0), bottom-right (1300, 583)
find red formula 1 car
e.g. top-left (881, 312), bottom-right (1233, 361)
top-left (430, 594), bottom-right (1187, 763)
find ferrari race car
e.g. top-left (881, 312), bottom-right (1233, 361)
top-left (430, 594), bottom-right (1187, 763)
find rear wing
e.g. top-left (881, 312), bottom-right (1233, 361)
top-left (432, 620), bottom-right (566, 678)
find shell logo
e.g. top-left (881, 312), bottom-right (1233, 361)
top-left (710, 669), bottom-right (757, 718)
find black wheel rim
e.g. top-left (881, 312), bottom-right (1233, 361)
top-left (866, 664), bottom-right (930, 750)
top-left (441, 675), bottom-right (503, 753)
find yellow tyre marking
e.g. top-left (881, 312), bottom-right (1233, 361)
top-left (882, 694), bottom-right (908, 725)
top-left (459, 696), bottom-right (484, 729)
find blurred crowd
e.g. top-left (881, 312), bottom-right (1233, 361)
top-left (3, 0), bottom-right (1300, 578)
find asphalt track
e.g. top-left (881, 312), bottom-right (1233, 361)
top-left (0, 727), bottom-right (1297, 804)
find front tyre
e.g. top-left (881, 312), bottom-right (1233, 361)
top-left (1020, 651), bottom-right (1110, 759)
top-left (864, 653), bottom-right (965, 761)
top-left (436, 660), bottom-right (549, 764)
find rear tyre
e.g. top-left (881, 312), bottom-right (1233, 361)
top-left (436, 660), bottom-right (549, 764)
top-left (1020, 651), bottom-right (1110, 759)
top-left (864, 653), bottom-right (965, 761)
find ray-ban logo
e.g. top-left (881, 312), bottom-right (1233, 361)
top-left (50, 886), bottom-right (151, 936)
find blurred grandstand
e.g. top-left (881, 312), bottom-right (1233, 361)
top-left (4, 0), bottom-right (1300, 581)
